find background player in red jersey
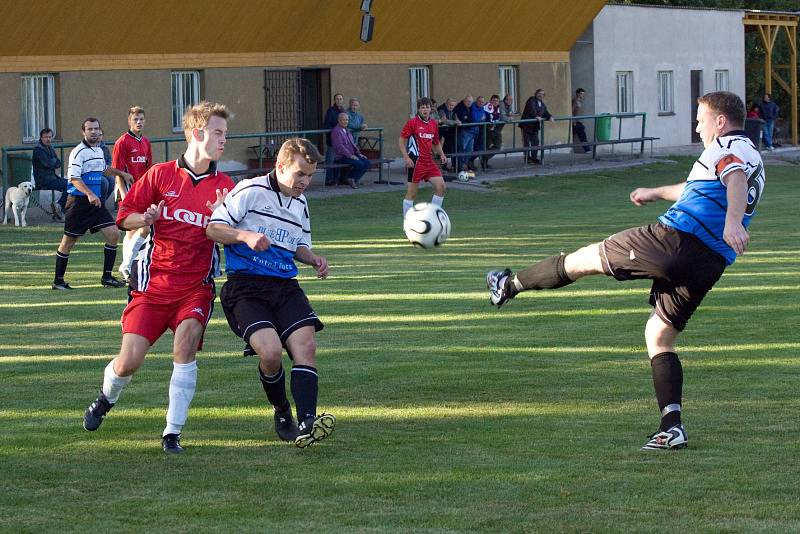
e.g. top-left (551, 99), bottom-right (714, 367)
top-left (399, 97), bottom-right (449, 217)
top-left (113, 106), bottom-right (153, 281)
top-left (82, 102), bottom-right (234, 454)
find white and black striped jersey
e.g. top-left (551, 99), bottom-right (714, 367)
top-left (210, 171), bottom-right (311, 279)
top-left (659, 130), bottom-right (765, 265)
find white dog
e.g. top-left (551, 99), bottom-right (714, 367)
top-left (3, 181), bottom-right (34, 227)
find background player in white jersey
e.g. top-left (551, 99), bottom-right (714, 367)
top-left (486, 91), bottom-right (764, 451)
top-left (207, 138), bottom-right (335, 448)
top-left (82, 102), bottom-right (233, 454)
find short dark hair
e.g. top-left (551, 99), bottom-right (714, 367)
top-left (39, 128), bottom-right (53, 138)
top-left (81, 117), bottom-right (100, 131)
top-left (576, 88), bottom-right (585, 94)
top-left (490, 94), bottom-right (500, 100)
top-left (417, 97), bottom-right (432, 109)
top-left (697, 91), bottom-right (745, 126)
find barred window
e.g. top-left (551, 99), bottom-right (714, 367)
top-left (409, 66), bottom-right (430, 116)
top-left (21, 74), bottom-right (56, 142)
top-left (715, 70), bottom-right (730, 91)
top-left (616, 71), bottom-right (633, 113)
top-left (657, 71), bottom-right (674, 114)
top-left (499, 66), bottom-right (519, 112)
top-left (171, 71), bottom-right (201, 132)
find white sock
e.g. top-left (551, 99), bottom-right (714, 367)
top-left (403, 199), bottom-right (414, 216)
top-left (431, 195), bottom-right (444, 207)
top-left (102, 360), bottom-right (132, 404)
top-left (163, 360), bottom-right (198, 437)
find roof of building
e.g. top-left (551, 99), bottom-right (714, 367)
top-left (1, 0), bottom-right (606, 72)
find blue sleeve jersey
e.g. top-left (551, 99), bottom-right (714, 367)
top-left (210, 172), bottom-right (311, 278)
top-left (658, 131), bottom-right (765, 265)
top-left (66, 141), bottom-right (107, 197)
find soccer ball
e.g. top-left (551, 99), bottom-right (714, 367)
top-left (457, 171), bottom-right (470, 183)
top-left (403, 203), bottom-right (451, 248)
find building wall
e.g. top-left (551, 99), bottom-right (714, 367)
top-left (1, 58), bottom-right (574, 172)
top-left (591, 5), bottom-right (745, 147)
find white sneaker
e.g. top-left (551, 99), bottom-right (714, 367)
top-left (641, 424), bottom-right (687, 450)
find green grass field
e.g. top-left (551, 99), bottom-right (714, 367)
top-left (1, 158), bottom-right (799, 532)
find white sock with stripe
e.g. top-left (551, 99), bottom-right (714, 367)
top-left (403, 199), bottom-right (414, 216)
top-left (163, 360), bottom-right (198, 437)
top-left (431, 195), bottom-right (444, 207)
top-left (102, 360), bottom-right (132, 404)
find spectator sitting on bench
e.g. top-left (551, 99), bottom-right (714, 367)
top-left (33, 128), bottom-right (67, 221)
top-left (331, 113), bottom-right (370, 189)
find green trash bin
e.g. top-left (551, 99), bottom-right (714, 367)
top-left (8, 152), bottom-right (33, 187)
top-left (595, 114), bottom-right (613, 142)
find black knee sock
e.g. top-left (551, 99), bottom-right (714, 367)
top-left (258, 364), bottom-right (290, 412)
top-left (291, 365), bottom-right (319, 422)
top-left (103, 244), bottom-right (118, 278)
top-left (512, 254), bottom-right (574, 294)
top-left (650, 352), bottom-right (683, 431)
top-left (54, 251), bottom-right (69, 283)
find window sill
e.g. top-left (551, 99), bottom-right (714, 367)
top-left (658, 112), bottom-right (676, 117)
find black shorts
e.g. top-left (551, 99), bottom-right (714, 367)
top-left (63, 195), bottom-right (116, 237)
top-left (406, 153), bottom-right (418, 182)
top-left (599, 223), bottom-right (726, 331)
top-left (220, 274), bottom-right (323, 345)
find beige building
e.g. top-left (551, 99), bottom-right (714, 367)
top-left (1, 0), bottom-right (604, 176)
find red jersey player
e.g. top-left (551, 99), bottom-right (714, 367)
top-left (113, 106), bottom-right (154, 281)
top-left (82, 101), bottom-right (234, 454)
top-left (399, 97), bottom-right (449, 217)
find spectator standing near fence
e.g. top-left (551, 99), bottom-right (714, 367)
top-left (346, 97), bottom-right (368, 144)
top-left (482, 95), bottom-right (502, 170)
top-left (113, 106), bottom-right (153, 282)
top-left (32, 128), bottom-right (66, 221)
top-left (572, 88), bottom-right (591, 153)
top-left (758, 93), bottom-right (779, 151)
top-left (453, 95), bottom-right (476, 172)
top-left (437, 98), bottom-right (461, 170)
top-left (399, 97), bottom-right (449, 217)
top-left (323, 93), bottom-right (345, 185)
top-left (520, 89), bottom-right (554, 165)
top-left (81, 102), bottom-right (234, 454)
top-left (52, 118), bottom-right (131, 291)
top-left (332, 113), bottom-right (370, 189)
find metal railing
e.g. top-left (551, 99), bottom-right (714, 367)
top-left (1, 127), bottom-right (387, 191)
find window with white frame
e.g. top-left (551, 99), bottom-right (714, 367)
top-left (499, 65), bottom-right (519, 112)
top-left (657, 71), bottom-right (674, 114)
top-left (616, 71), bottom-right (633, 113)
top-left (409, 66), bottom-right (430, 116)
top-left (171, 71), bottom-right (201, 132)
top-left (21, 74), bottom-right (56, 142)
top-left (715, 70), bottom-right (730, 91)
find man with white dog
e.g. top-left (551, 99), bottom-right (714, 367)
top-left (32, 128), bottom-right (67, 221)
top-left (52, 117), bottom-right (132, 290)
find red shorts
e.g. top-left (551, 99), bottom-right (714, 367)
top-left (411, 159), bottom-right (442, 183)
top-left (121, 285), bottom-right (215, 346)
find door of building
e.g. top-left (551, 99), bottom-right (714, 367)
top-left (264, 68), bottom-right (330, 155)
top-left (690, 70), bottom-right (703, 143)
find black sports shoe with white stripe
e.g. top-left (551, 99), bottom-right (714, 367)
top-left (486, 269), bottom-right (514, 307)
top-left (641, 424), bottom-right (687, 451)
top-left (274, 408), bottom-right (300, 442)
top-left (294, 413), bottom-right (336, 448)
top-left (83, 392), bottom-right (114, 431)
top-left (162, 433), bottom-right (184, 454)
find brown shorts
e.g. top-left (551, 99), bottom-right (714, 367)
top-left (599, 223), bottom-right (726, 331)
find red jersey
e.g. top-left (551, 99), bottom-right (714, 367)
top-left (112, 131), bottom-right (153, 181)
top-left (401, 115), bottom-right (439, 164)
top-left (117, 156), bottom-right (235, 300)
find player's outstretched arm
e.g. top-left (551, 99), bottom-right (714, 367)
top-left (630, 182), bottom-right (686, 205)
top-left (206, 223), bottom-right (271, 251)
top-left (722, 170), bottom-right (750, 255)
top-left (295, 246), bottom-right (329, 279)
top-left (120, 200), bottom-right (164, 230)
